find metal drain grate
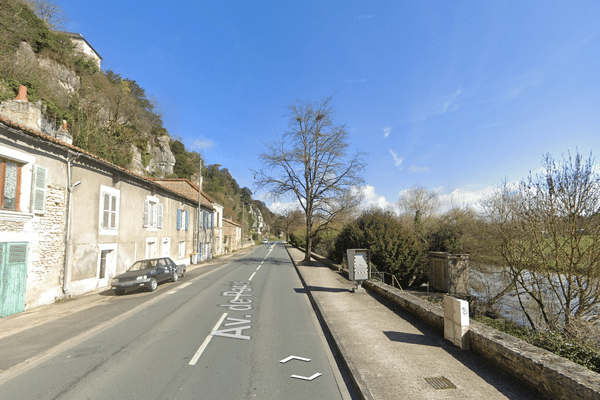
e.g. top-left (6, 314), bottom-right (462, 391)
top-left (424, 377), bottom-right (456, 390)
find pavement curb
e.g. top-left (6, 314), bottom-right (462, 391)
top-left (285, 245), bottom-right (370, 400)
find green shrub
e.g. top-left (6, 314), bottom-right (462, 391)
top-left (331, 209), bottom-right (422, 287)
top-left (290, 233), bottom-right (306, 249)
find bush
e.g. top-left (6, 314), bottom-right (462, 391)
top-left (289, 233), bottom-right (306, 249)
top-left (331, 209), bottom-right (422, 287)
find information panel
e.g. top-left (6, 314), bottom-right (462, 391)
top-left (347, 249), bottom-right (369, 281)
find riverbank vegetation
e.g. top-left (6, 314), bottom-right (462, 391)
top-left (285, 150), bottom-right (600, 372)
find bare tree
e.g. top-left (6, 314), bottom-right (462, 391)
top-left (23, 0), bottom-right (68, 30)
top-left (281, 209), bottom-right (304, 242)
top-left (255, 95), bottom-right (366, 262)
top-left (481, 151), bottom-right (600, 330)
top-left (397, 185), bottom-right (439, 243)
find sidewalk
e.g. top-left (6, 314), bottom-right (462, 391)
top-left (286, 246), bottom-right (546, 400)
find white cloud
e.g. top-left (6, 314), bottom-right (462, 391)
top-left (359, 185), bottom-right (394, 210)
top-left (383, 126), bottom-right (392, 138)
top-left (194, 136), bottom-right (216, 149)
top-left (390, 150), bottom-right (403, 167)
top-left (437, 186), bottom-right (496, 213)
top-left (409, 165), bottom-right (429, 172)
top-left (267, 200), bottom-right (301, 214)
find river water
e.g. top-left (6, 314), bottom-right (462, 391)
top-left (469, 264), bottom-right (600, 329)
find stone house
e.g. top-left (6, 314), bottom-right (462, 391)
top-left (60, 32), bottom-right (102, 70)
top-left (0, 100), bottom-right (218, 317)
top-left (222, 218), bottom-right (242, 254)
top-left (151, 178), bottom-right (221, 259)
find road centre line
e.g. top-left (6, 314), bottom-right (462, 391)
top-left (248, 272), bottom-right (256, 281)
top-left (189, 312), bottom-right (228, 366)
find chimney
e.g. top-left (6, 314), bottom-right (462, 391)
top-left (56, 120), bottom-right (73, 145)
top-left (14, 85), bottom-right (28, 101)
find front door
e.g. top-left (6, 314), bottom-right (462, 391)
top-left (0, 242), bottom-right (28, 317)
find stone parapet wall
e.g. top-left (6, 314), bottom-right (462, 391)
top-left (362, 279), bottom-right (600, 400)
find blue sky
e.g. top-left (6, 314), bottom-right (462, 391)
top-left (59, 1), bottom-right (599, 214)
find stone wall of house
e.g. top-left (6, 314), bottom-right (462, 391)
top-left (25, 184), bottom-right (67, 308)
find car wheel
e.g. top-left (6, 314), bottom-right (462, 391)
top-left (172, 270), bottom-right (178, 282)
top-left (114, 289), bottom-right (125, 296)
top-left (148, 277), bottom-right (158, 292)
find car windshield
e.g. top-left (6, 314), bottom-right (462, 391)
top-left (128, 260), bottom-right (157, 271)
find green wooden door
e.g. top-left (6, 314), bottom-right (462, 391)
top-left (0, 242), bottom-right (28, 317)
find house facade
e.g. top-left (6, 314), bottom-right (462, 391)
top-left (222, 218), bottom-right (242, 254)
top-left (0, 101), bottom-right (219, 316)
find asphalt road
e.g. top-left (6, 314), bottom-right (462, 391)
top-left (0, 243), bottom-right (352, 400)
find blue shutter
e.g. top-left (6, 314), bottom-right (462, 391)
top-left (185, 211), bottom-right (189, 231)
top-left (177, 209), bottom-right (181, 230)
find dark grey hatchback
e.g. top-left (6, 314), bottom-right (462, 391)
top-left (111, 257), bottom-right (184, 295)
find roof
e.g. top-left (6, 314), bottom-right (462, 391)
top-left (0, 115), bottom-right (211, 209)
top-left (152, 178), bottom-right (215, 210)
top-left (222, 217), bottom-right (241, 228)
top-left (59, 31), bottom-right (103, 60)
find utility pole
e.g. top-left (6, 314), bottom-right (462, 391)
top-left (197, 159), bottom-right (203, 260)
top-left (241, 197), bottom-right (245, 248)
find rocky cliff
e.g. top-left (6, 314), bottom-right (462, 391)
top-left (0, 41), bottom-right (175, 177)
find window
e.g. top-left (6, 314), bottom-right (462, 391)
top-left (143, 196), bottom-right (162, 230)
top-left (0, 159), bottom-right (22, 211)
top-left (99, 185), bottom-right (120, 235)
top-left (177, 209), bottom-right (189, 231)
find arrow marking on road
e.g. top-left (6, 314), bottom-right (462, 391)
top-left (291, 373), bottom-right (322, 381)
top-left (280, 355), bottom-right (311, 363)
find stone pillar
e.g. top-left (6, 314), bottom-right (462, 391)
top-left (444, 295), bottom-right (470, 350)
top-left (428, 252), bottom-right (469, 295)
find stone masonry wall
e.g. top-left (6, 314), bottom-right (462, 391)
top-left (362, 280), bottom-right (600, 400)
top-left (26, 184), bottom-right (67, 308)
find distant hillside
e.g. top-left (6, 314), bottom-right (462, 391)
top-left (0, 0), bottom-right (276, 231)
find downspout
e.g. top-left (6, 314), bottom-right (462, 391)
top-left (63, 152), bottom-right (80, 294)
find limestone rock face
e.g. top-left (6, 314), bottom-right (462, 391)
top-left (148, 135), bottom-right (175, 177)
top-left (18, 41), bottom-right (80, 94)
top-left (0, 99), bottom-right (55, 136)
top-left (129, 136), bottom-right (175, 177)
top-left (38, 58), bottom-right (80, 93)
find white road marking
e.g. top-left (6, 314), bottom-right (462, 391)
top-left (248, 272), bottom-right (256, 281)
top-left (280, 355), bottom-right (311, 363)
top-left (189, 312), bottom-right (228, 366)
top-left (291, 373), bottom-right (322, 381)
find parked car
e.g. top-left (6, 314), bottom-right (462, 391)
top-left (111, 257), bottom-right (183, 295)
top-left (262, 238), bottom-right (268, 244)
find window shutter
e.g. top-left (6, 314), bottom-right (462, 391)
top-left (185, 211), bottom-right (189, 231)
top-left (32, 165), bottom-right (47, 214)
top-left (102, 193), bottom-right (110, 228)
top-left (158, 203), bottom-right (163, 229)
top-left (176, 208), bottom-right (181, 230)
top-left (143, 200), bottom-right (149, 227)
top-left (110, 195), bottom-right (117, 228)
